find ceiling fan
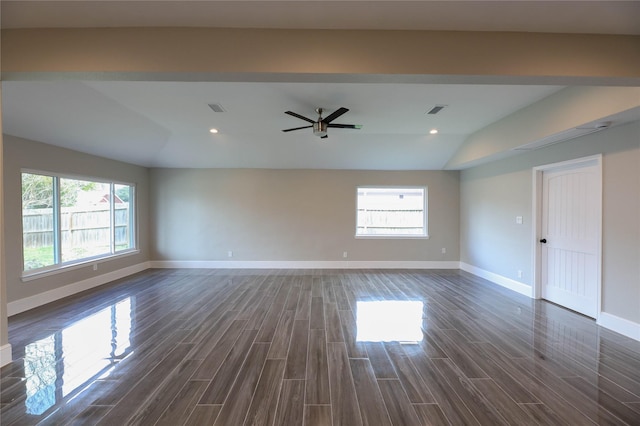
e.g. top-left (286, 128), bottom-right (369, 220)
top-left (282, 107), bottom-right (362, 139)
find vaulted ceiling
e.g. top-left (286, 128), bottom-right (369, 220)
top-left (2, 1), bottom-right (639, 170)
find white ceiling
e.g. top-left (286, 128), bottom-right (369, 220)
top-left (1, 81), bottom-right (563, 169)
top-left (1, 1), bottom-right (637, 170)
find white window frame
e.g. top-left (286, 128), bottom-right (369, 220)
top-left (355, 186), bottom-right (429, 239)
top-left (21, 170), bottom-right (138, 280)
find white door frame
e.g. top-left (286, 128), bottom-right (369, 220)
top-left (531, 154), bottom-right (603, 319)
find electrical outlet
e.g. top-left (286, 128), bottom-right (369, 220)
top-left (517, 270), bottom-right (523, 278)
top-left (343, 251), bottom-right (348, 258)
top-left (93, 263), bottom-right (98, 271)
top-left (441, 248), bottom-right (446, 254)
top-left (227, 251), bottom-right (233, 258)
top-left (516, 216), bottom-right (523, 224)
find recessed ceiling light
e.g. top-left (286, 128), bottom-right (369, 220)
top-left (209, 128), bottom-right (219, 134)
top-left (429, 129), bottom-right (438, 135)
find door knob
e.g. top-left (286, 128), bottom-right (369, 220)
top-left (539, 238), bottom-right (547, 243)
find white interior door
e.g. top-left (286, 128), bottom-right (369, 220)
top-left (540, 162), bottom-right (600, 318)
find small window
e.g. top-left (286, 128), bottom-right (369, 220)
top-left (356, 187), bottom-right (427, 238)
top-left (22, 171), bottom-right (136, 275)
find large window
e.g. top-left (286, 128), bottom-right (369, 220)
top-left (356, 186), bottom-right (427, 237)
top-left (22, 172), bottom-right (136, 274)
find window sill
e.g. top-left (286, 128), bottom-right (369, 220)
top-left (21, 249), bottom-right (140, 282)
top-left (355, 235), bottom-right (430, 240)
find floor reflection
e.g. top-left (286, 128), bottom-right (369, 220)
top-left (23, 297), bottom-right (133, 415)
top-left (356, 300), bottom-right (424, 342)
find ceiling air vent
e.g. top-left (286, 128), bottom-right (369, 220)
top-left (513, 122), bottom-right (611, 151)
top-left (427, 105), bottom-right (447, 115)
top-left (208, 103), bottom-right (226, 113)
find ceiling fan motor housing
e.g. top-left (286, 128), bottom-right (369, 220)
top-left (313, 121), bottom-right (328, 137)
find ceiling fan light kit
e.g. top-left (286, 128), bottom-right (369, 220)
top-left (313, 121), bottom-right (328, 137)
top-left (283, 107), bottom-right (361, 139)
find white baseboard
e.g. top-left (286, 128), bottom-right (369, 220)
top-left (460, 262), bottom-right (533, 298)
top-left (598, 312), bottom-right (640, 341)
top-left (150, 260), bottom-right (460, 270)
top-left (8, 262), bottom-right (151, 316)
top-left (0, 344), bottom-right (12, 367)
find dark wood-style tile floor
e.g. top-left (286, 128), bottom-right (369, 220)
top-left (2, 269), bottom-right (640, 425)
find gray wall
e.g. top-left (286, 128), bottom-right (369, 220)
top-left (3, 135), bottom-right (150, 302)
top-left (460, 121), bottom-right (640, 323)
top-left (150, 169), bottom-right (460, 263)
top-left (7, 122), bottom-right (637, 325)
